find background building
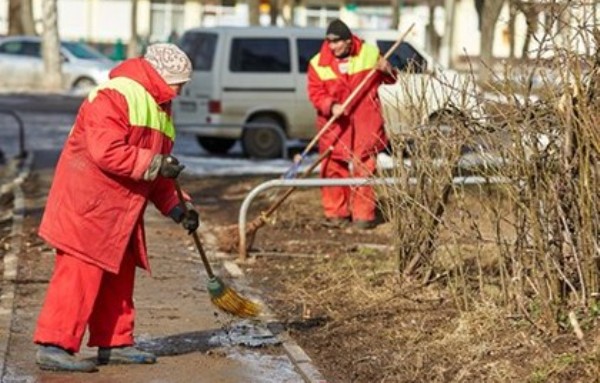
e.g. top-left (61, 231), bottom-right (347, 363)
top-left (0, 0), bottom-right (598, 68)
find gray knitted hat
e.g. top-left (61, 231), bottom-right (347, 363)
top-left (144, 43), bottom-right (192, 85)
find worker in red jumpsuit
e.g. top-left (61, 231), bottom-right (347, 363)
top-left (308, 19), bottom-right (395, 230)
top-left (33, 43), bottom-right (199, 372)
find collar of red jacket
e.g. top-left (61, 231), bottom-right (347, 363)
top-left (108, 58), bottom-right (177, 105)
top-left (318, 34), bottom-right (363, 67)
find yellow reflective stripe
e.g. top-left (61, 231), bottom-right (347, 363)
top-left (348, 44), bottom-right (379, 75)
top-left (310, 54), bottom-right (337, 80)
top-left (88, 77), bottom-right (175, 141)
top-left (310, 44), bottom-right (380, 80)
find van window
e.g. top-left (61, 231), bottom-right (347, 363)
top-left (179, 32), bottom-right (217, 71)
top-left (229, 38), bottom-right (290, 73)
top-left (297, 38), bottom-right (322, 73)
top-left (377, 41), bottom-right (427, 73)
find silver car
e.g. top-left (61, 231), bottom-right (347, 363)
top-left (0, 35), bottom-right (114, 93)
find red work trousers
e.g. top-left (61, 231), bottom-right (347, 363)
top-left (33, 247), bottom-right (136, 353)
top-left (320, 153), bottom-right (377, 222)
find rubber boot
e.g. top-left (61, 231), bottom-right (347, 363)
top-left (36, 345), bottom-right (98, 372)
top-left (97, 346), bottom-right (156, 365)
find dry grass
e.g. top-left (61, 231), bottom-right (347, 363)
top-left (239, 11), bottom-right (600, 382)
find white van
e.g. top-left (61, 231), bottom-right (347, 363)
top-left (174, 26), bottom-right (480, 158)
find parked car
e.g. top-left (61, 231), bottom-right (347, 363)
top-left (174, 26), bottom-right (482, 159)
top-left (0, 35), bottom-right (114, 93)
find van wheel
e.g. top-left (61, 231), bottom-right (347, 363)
top-left (196, 136), bottom-right (236, 155)
top-left (242, 116), bottom-right (285, 159)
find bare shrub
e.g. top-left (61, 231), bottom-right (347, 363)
top-left (380, 13), bottom-right (600, 333)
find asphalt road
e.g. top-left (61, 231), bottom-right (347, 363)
top-left (0, 93), bottom-right (83, 114)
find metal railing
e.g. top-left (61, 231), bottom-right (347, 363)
top-left (0, 109), bottom-right (26, 160)
top-left (237, 175), bottom-right (510, 260)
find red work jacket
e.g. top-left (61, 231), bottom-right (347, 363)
top-left (307, 35), bottom-right (392, 160)
top-left (38, 58), bottom-right (182, 274)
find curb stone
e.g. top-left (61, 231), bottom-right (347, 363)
top-left (0, 152), bottom-right (34, 379)
top-left (223, 260), bottom-right (328, 383)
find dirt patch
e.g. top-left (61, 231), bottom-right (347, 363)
top-left (181, 174), bottom-right (600, 383)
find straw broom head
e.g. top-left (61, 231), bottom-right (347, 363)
top-left (207, 277), bottom-right (260, 318)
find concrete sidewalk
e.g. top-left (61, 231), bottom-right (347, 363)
top-left (0, 150), bottom-right (327, 383)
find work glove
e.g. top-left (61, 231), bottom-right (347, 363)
top-left (160, 155), bottom-right (185, 179)
top-left (169, 202), bottom-right (200, 234)
top-left (181, 209), bottom-right (200, 234)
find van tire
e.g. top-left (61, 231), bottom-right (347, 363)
top-left (196, 137), bottom-right (236, 155)
top-left (242, 116), bottom-right (285, 159)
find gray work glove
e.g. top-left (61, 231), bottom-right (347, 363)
top-left (169, 202), bottom-right (200, 234)
top-left (160, 155), bottom-right (185, 179)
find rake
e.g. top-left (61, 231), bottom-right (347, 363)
top-left (238, 146), bottom-right (333, 259)
top-left (216, 147), bottom-right (332, 257)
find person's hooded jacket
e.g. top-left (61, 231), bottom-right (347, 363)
top-left (38, 57), bottom-right (183, 274)
top-left (307, 35), bottom-right (394, 160)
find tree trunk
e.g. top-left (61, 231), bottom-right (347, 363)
top-left (508, 0), bottom-right (516, 60)
top-left (426, 1), bottom-right (441, 60)
top-left (248, 0), bottom-right (260, 25)
top-left (391, 0), bottom-right (400, 30)
top-left (41, 0), bottom-right (62, 91)
top-left (8, 0), bottom-right (35, 35)
top-left (440, 0), bottom-right (456, 68)
top-left (21, 0), bottom-right (36, 34)
top-left (270, 0), bottom-right (279, 25)
top-left (479, 0), bottom-right (505, 83)
top-left (128, 0), bottom-right (139, 58)
top-left (518, 4), bottom-right (539, 60)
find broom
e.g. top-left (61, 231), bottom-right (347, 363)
top-left (238, 146), bottom-right (333, 259)
top-left (281, 23), bottom-right (415, 180)
top-left (174, 179), bottom-right (260, 318)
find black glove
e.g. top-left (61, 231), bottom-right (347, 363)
top-left (181, 209), bottom-right (200, 234)
top-left (168, 203), bottom-right (200, 234)
top-left (159, 155), bottom-right (184, 179)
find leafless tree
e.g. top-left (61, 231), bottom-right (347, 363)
top-left (477, 0), bottom-right (505, 82)
top-left (128, 0), bottom-right (139, 58)
top-left (249, 0), bottom-right (260, 25)
top-left (391, 0), bottom-right (400, 29)
top-left (426, 0), bottom-right (442, 60)
top-left (8, 0), bottom-right (36, 35)
top-left (517, 1), bottom-right (541, 59)
top-left (41, 0), bottom-right (62, 91)
top-left (269, 0), bottom-right (279, 25)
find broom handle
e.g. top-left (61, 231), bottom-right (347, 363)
top-left (174, 180), bottom-right (215, 279)
top-left (263, 146), bottom-right (333, 218)
top-left (297, 23), bottom-right (415, 161)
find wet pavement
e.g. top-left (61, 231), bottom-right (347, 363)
top-left (0, 150), bottom-right (326, 382)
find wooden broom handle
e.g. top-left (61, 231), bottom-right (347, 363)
top-left (174, 179), bottom-right (215, 279)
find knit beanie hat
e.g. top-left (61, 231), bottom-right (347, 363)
top-left (326, 19), bottom-right (352, 40)
top-left (144, 43), bottom-right (192, 85)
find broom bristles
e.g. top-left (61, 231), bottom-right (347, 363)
top-left (211, 286), bottom-right (261, 318)
top-left (216, 217), bottom-right (267, 254)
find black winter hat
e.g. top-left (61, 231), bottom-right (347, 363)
top-left (326, 19), bottom-right (352, 41)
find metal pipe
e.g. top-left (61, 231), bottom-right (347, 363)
top-left (0, 110), bottom-right (26, 159)
top-left (237, 175), bottom-right (510, 260)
